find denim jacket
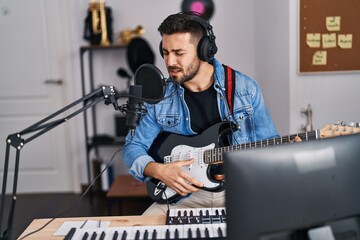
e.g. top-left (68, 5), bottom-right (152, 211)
top-left (123, 58), bottom-right (279, 181)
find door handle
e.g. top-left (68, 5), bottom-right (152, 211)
top-left (44, 79), bottom-right (63, 85)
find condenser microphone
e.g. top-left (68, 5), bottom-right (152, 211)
top-left (134, 64), bottom-right (175, 104)
top-left (126, 85), bottom-right (143, 137)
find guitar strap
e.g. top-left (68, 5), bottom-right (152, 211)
top-left (223, 64), bottom-right (236, 115)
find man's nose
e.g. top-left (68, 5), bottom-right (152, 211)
top-left (165, 53), bottom-right (176, 66)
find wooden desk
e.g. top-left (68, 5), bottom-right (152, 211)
top-left (106, 175), bottom-right (151, 215)
top-left (19, 215), bottom-right (165, 240)
top-left (107, 175), bottom-right (148, 198)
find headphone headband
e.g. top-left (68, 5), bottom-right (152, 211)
top-left (186, 13), bottom-right (216, 40)
top-left (159, 12), bottom-right (218, 63)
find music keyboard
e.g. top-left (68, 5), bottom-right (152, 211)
top-left (166, 207), bottom-right (226, 225)
top-left (70, 223), bottom-right (226, 239)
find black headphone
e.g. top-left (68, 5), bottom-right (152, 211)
top-left (159, 13), bottom-right (218, 64)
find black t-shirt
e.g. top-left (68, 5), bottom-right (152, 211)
top-left (184, 84), bottom-right (221, 133)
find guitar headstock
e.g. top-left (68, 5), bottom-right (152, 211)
top-left (319, 122), bottom-right (360, 139)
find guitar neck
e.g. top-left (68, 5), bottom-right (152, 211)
top-left (204, 129), bottom-right (320, 164)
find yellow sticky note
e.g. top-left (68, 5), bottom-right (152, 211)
top-left (326, 16), bottom-right (341, 31)
top-left (322, 33), bottom-right (337, 48)
top-left (312, 51), bottom-right (327, 65)
top-left (306, 33), bottom-right (321, 48)
top-left (338, 34), bottom-right (353, 49)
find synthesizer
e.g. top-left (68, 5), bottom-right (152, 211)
top-left (69, 223), bottom-right (226, 239)
top-left (166, 207), bottom-right (226, 225)
top-left (65, 208), bottom-right (227, 239)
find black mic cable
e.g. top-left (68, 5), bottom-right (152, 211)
top-left (163, 189), bottom-right (170, 215)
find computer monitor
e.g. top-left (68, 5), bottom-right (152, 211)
top-left (224, 133), bottom-right (360, 240)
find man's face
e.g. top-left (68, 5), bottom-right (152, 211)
top-left (161, 32), bottom-right (201, 84)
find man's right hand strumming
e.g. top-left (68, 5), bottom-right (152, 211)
top-left (144, 160), bottom-right (204, 196)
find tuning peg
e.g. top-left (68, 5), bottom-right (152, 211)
top-left (333, 122), bottom-right (340, 131)
top-left (348, 122), bottom-right (355, 127)
top-left (356, 123), bottom-right (360, 128)
top-left (340, 121), bottom-right (346, 126)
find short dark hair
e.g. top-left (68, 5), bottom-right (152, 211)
top-left (158, 12), bottom-right (207, 42)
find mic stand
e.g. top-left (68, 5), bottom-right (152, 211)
top-left (0, 85), bottom-right (121, 240)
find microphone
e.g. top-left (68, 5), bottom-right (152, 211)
top-left (122, 64), bottom-right (178, 138)
top-left (134, 64), bottom-right (172, 104)
top-left (117, 68), bottom-right (132, 79)
top-left (126, 85), bottom-right (143, 137)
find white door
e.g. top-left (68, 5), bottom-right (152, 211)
top-left (0, 0), bottom-right (74, 193)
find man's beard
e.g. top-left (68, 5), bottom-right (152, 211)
top-left (168, 58), bottom-right (201, 84)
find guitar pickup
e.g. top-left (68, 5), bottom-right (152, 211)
top-left (164, 156), bottom-right (172, 163)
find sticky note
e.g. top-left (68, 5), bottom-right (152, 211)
top-left (312, 51), bottom-right (327, 65)
top-left (326, 16), bottom-right (341, 31)
top-left (338, 34), bottom-right (353, 49)
top-left (322, 33), bottom-right (337, 48)
top-left (306, 33), bottom-right (321, 48)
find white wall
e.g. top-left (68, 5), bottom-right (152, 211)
top-left (253, 0), bottom-right (290, 135)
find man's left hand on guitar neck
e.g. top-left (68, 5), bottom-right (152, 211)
top-left (144, 160), bottom-right (205, 197)
top-left (292, 136), bottom-right (302, 143)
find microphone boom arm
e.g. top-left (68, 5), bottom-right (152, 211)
top-left (0, 85), bottom-right (121, 240)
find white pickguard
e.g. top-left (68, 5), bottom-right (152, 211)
top-left (161, 143), bottom-right (218, 200)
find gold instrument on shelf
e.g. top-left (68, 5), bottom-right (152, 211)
top-left (88, 0), bottom-right (100, 34)
top-left (99, 0), bottom-right (110, 46)
top-left (88, 0), bottom-right (110, 46)
top-left (118, 25), bottom-right (145, 46)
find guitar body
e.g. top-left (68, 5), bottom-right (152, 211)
top-left (147, 122), bottom-right (232, 204)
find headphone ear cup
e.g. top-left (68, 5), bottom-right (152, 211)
top-left (159, 40), bottom-right (164, 58)
top-left (198, 36), bottom-right (215, 63)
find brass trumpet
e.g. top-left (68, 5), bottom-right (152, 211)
top-left (117, 25), bottom-right (145, 46)
top-left (88, 1), bottom-right (100, 34)
top-left (88, 0), bottom-right (110, 46)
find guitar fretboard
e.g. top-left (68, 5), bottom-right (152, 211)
top-left (203, 129), bottom-right (320, 164)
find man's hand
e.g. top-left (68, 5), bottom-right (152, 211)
top-left (293, 136), bottom-right (302, 142)
top-left (144, 160), bottom-right (204, 196)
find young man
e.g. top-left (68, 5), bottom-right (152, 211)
top-left (123, 12), bottom-right (279, 215)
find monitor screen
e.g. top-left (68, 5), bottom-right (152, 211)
top-left (224, 133), bottom-right (360, 240)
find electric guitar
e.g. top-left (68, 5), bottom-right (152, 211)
top-left (146, 122), bottom-right (360, 204)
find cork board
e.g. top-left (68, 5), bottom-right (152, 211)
top-left (299, 0), bottom-right (360, 73)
